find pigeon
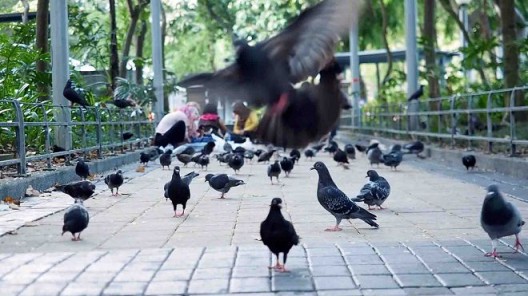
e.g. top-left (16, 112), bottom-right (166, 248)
top-left (408, 85), bottom-right (424, 101)
top-left (149, 148), bottom-right (162, 162)
top-left (403, 141), bottom-right (425, 158)
top-left (324, 141), bottom-right (338, 153)
top-left (63, 79), bottom-right (89, 107)
top-left (290, 149), bottom-right (301, 162)
top-left (176, 153), bottom-right (192, 167)
top-left (160, 150), bottom-right (172, 170)
top-left (182, 171), bottom-right (200, 186)
top-left (201, 142), bottom-right (216, 156)
top-left (280, 157), bottom-right (294, 177)
top-left (233, 146), bottom-right (246, 154)
top-left (205, 173), bottom-right (245, 199)
top-left (140, 152), bottom-right (150, 166)
top-left (268, 160), bottom-right (282, 184)
top-left (333, 148), bottom-right (349, 169)
top-left (481, 185), bottom-right (525, 258)
top-left (462, 155), bottom-right (476, 171)
top-left (224, 142), bottom-right (233, 153)
top-left (254, 149), bottom-right (264, 157)
top-left (355, 144), bottom-right (367, 153)
top-left (178, 0), bottom-right (361, 148)
top-left (311, 161), bottom-right (378, 231)
top-left (352, 170), bottom-right (391, 210)
top-left (228, 153), bottom-right (245, 174)
top-left (54, 181), bottom-right (96, 202)
top-left (383, 145), bottom-right (403, 170)
top-left (304, 148), bottom-right (315, 160)
top-left (164, 167), bottom-right (191, 217)
top-left (112, 98), bottom-right (137, 108)
top-left (260, 197), bottom-right (300, 272)
top-left (215, 153), bottom-right (231, 165)
top-left (62, 200), bottom-right (90, 241)
top-left (122, 132), bottom-right (134, 141)
top-left (367, 143), bottom-right (383, 167)
top-left (52, 145), bottom-right (75, 159)
top-left (198, 155), bottom-right (210, 170)
top-left (104, 170), bottom-right (124, 196)
top-left (311, 143), bottom-right (325, 152)
top-left (244, 150), bottom-right (255, 161)
top-left (344, 144), bottom-right (356, 160)
top-left (75, 158), bottom-right (90, 180)
top-left (180, 146), bottom-right (196, 155)
top-left (258, 149), bottom-right (276, 163)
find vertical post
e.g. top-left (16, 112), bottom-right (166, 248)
top-left (151, 0), bottom-right (165, 123)
top-left (50, 0), bottom-right (72, 149)
top-left (405, 0), bottom-right (419, 131)
top-left (349, 9), bottom-right (361, 128)
top-left (458, 3), bottom-right (469, 89)
top-left (13, 101), bottom-right (27, 176)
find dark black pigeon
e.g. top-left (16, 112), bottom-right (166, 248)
top-left (112, 98), bottom-right (137, 108)
top-left (462, 155), bottom-right (476, 171)
top-left (205, 173), bottom-right (245, 199)
top-left (140, 152), bottom-right (150, 166)
top-left (164, 167), bottom-right (190, 217)
top-left (403, 141), bottom-right (425, 158)
top-left (258, 149), bottom-right (276, 163)
top-left (201, 142), bottom-right (216, 156)
top-left (311, 161), bottom-right (378, 231)
top-left (324, 141), bottom-right (338, 153)
top-left (354, 144), bottom-right (367, 153)
top-left (280, 157), bottom-right (294, 177)
top-left (198, 155), bottom-right (210, 170)
top-left (254, 149), bottom-right (264, 157)
top-left (228, 153), bottom-right (245, 174)
top-left (176, 153), bottom-right (192, 167)
top-left (304, 148), bottom-right (315, 159)
top-left (160, 150), bottom-right (172, 170)
top-left (311, 143), bottom-right (325, 152)
top-left (344, 144), bottom-right (356, 160)
top-left (383, 145), bottom-right (403, 170)
top-left (180, 146), bottom-right (196, 155)
top-left (54, 180), bottom-right (96, 202)
top-left (481, 184), bottom-right (525, 257)
top-left (178, 0), bottom-right (360, 148)
top-left (290, 149), bottom-right (301, 162)
top-left (352, 170), bottom-right (391, 210)
top-left (104, 170), bottom-right (124, 196)
top-left (52, 144), bottom-right (75, 159)
top-left (407, 85), bottom-right (424, 101)
top-left (63, 79), bottom-right (89, 107)
top-left (260, 197), bottom-right (300, 272)
top-left (62, 200), bottom-right (89, 241)
top-left (367, 143), bottom-right (383, 167)
top-left (122, 132), bottom-right (134, 141)
top-left (333, 148), bottom-right (349, 169)
top-left (267, 160), bottom-right (282, 184)
top-left (233, 146), bottom-right (246, 154)
top-left (75, 159), bottom-right (90, 180)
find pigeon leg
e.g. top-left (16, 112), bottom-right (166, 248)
top-left (268, 254), bottom-right (281, 270)
top-left (325, 218), bottom-right (343, 231)
top-left (77, 233), bottom-right (82, 241)
top-left (378, 205), bottom-right (384, 210)
top-left (368, 205), bottom-right (374, 210)
top-left (514, 234), bottom-right (525, 253)
top-left (173, 205), bottom-right (179, 217)
top-left (277, 253), bottom-right (289, 272)
top-left (485, 239), bottom-right (501, 257)
top-left (220, 193), bottom-right (225, 199)
top-left (110, 188), bottom-right (114, 196)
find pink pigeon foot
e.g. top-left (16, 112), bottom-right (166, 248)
top-left (485, 249), bottom-right (501, 258)
top-left (325, 226), bottom-right (343, 232)
top-left (514, 235), bottom-right (525, 253)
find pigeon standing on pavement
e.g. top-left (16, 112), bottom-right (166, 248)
top-left (228, 153), bottom-right (245, 174)
top-left (268, 160), bottom-right (282, 184)
top-left (367, 143), bottom-right (383, 167)
top-left (403, 141), bottom-right (425, 159)
top-left (54, 181), bottom-right (96, 202)
top-left (260, 197), bottom-right (300, 272)
top-left (344, 144), bottom-right (356, 160)
top-left (258, 149), bottom-right (276, 163)
top-left (75, 158), bottom-right (90, 180)
top-left (304, 148), bottom-right (315, 160)
top-left (164, 167), bottom-right (190, 217)
top-left (63, 79), bottom-right (90, 108)
top-left (481, 185), bottom-right (525, 258)
top-left (160, 150), bottom-right (173, 170)
top-left (104, 170), bottom-right (124, 196)
top-left (198, 155), bottom-right (210, 170)
top-left (205, 173), bottom-right (245, 199)
top-left (201, 141), bottom-right (216, 156)
top-left (324, 141), bottom-right (338, 154)
top-left (311, 161), bottom-right (378, 231)
top-left (333, 148), bottom-right (349, 169)
top-left (176, 153), bottom-right (192, 167)
top-left (280, 157), bottom-right (294, 177)
top-left (383, 144), bottom-right (403, 170)
top-left (290, 149), bottom-right (301, 163)
top-left (462, 155), bottom-right (477, 171)
top-left (62, 200), bottom-right (90, 241)
top-left (140, 152), bottom-right (150, 166)
top-left (352, 170), bottom-right (391, 210)
top-left (355, 143), bottom-right (367, 154)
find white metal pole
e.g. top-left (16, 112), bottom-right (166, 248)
top-left (151, 0), bottom-right (165, 122)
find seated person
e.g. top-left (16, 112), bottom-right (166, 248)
top-left (153, 103), bottom-right (201, 148)
top-left (229, 101), bottom-right (259, 142)
top-left (198, 102), bottom-right (228, 137)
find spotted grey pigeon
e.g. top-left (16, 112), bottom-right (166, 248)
top-left (311, 161), bottom-right (378, 231)
top-left (62, 200), bottom-right (89, 241)
top-left (382, 144), bottom-right (403, 170)
top-left (104, 170), bottom-right (124, 196)
top-left (367, 143), bottom-right (383, 167)
top-left (481, 184), bottom-right (525, 258)
top-left (352, 170), bottom-right (391, 210)
top-left (260, 197), bottom-right (300, 272)
top-left (462, 155), bottom-right (476, 171)
top-left (164, 167), bottom-right (190, 217)
top-left (205, 173), bottom-right (245, 199)
top-left (54, 180), bottom-right (96, 202)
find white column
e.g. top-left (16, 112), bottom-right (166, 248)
top-left (151, 0), bottom-right (164, 122)
top-left (405, 0), bottom-right (419, 130)
top-left (349, 11), bottom-right (361, 127)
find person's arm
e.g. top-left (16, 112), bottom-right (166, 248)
top-left (233, 117), bottom-right (242, 134)
top-left (243, 111), bottom-right (259, 132)
top-left (218, 119), bottom-right (228, 133)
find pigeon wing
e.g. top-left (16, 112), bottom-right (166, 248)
top-left (319, 186), bottom-right (358, 216)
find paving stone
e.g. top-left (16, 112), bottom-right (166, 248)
top-left (355, 275), bottom-right (399, 289)
top-left (2, 272), bottom-right (42, 284)
top-left (74, 271), bottom-right (116, 283)
top-left (387, 263), bottom-right (431, 274)
top-left (272, 274), bottom-right (314, 292)
top-left (450, 286), bottom-right (497, 295)
top-left (306, 247), bottom-right (342, 257)
top-left (350, 264), bottom-right (390, 275)
top-left (152, 269), bottom-right (193, 281)
top-left (313, 276), bottom-right (356, 290)
top-left (478, 271), bottom-right (528, 285)
top-left (60, 282), bottom-right (106, 296)
top-left (102, 282), bottom-right (147, 296)
top-left (229, 277), bottom-right (270, 293)
top-left (493, 284), bottom-right (528, 293)
top-left (345, 255), bottom-right (384, 265)
top-left (426, 262), bottom-right (471, 273)
top-left (309, 256), bottom-right (345, 266)
top-left (465, 260), bottom-right (513, 272)
top-left (437, 273), bottom-right (486, 287)
top-left (113, 269), bottom-right (157, 282)
top-left (144, 281), bottom-right (187, 295)
top-left (403, 287), bottom-right (454, 295)
top-left (362, 289), bottom-right (407, 296)
top-left (394, 274), bottom-right (442, 287)
top-left (188, 278), bottom-right (229, 294)
top-left (311, 265), bottom-right (350, 276)
top-left (317, 289), bottom-right (362, 295)
top-left (232, 266), bottom-right (271, 278)
top-left (36, 271), bottom-right (79, 283)
top-left (0, 283), bottom-right (26, 296)
top-left (19, 282), bottom-right (68, 296)
top-left (192, 267), bottom-right (232, 279)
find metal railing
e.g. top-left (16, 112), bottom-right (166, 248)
top-left (340, 86), bottom-right (528, 155)
top-left (0, 99), bottom-right (155, 176)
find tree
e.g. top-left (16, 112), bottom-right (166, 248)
top-left (109, 0), bottom-right (119, 91)
top-left (423, 0), bottom-right (440, 101)
top-left (35, 0), bottom-right (49, 101)
top-left (119, 0), bottom-right (149, 78)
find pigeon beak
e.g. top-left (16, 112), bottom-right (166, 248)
top-left (310, 167), bottom-right (315, 170)
top-left (365, 175), bottom-right (368, 178)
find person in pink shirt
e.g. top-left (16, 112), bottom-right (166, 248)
top-left (153, 103), bottom-right (201, 147)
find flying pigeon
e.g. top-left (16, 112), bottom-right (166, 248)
top-left (383, 145), bottom-right (403, 170)
top-left (164, 167), bottom-right (190, 217)
top-left (160, 150), bottom-right (172, 170)
top-left (54, 180), bottom-right (96, 202)
top-left (62, 200), bottom-right (90, 241)
top-left (268, 160), bottom-right (282, 184)
top-left (462, 155), bottom-right (476, 171)
top-left (367, 143), bottom-right (383, 167)
top-left (104, 170), bottom-right (124, 196)
top-left (333, 148), bottom-right (349, 169)
top-left (352, 170), bottom-right (391, 210)
top-left (280, 157), bottom-right (294, 177)
top-left (63, 79), bottom-right (90, 107)
top-left (228, 153), bottom-right (245, 174)
top-left (75, 159), bottom-right (91, 180)
top-left (481, 184), bottom-right (525, 258)
top-left (407, 85), bottom-right (424, 101)
top-left (290, 149), bottom-right (301, 162)
top-left (178, 0), bottom-right (362, 148)
top-left (344, 144), bottom-right (356, 160)
top-left (205, 173), bottom-right (245, 199)
top-left (260, 197), bottom-right (300, 272)
top-left (311, 161), bottom-right (378, 231)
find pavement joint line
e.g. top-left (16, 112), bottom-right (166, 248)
top-left (17, 252), bottom-right (75, 295)
top-left (226, 246), bottom-right (239, 293)
top-left (56, 251), bottom-right (108, 295)
top-left (184, 247), bottom-right (206, 295)
top-left (433, 241), bottom-right (491, 285)
top-left (336, 243), bottom-right (360, 287)
top-left (140, 248), bottom-right (174, 295)
top-left (368, 241), bottom-right (402, 288)
top-left (401, 242), bottom-right (447, 287)
top-left (0, 253), bottom-right (46, 281)
top-left (497, 238), bottom-right (528, 257)
top-left (302, 244), bottom-right (317, 292)
top-left (99, 249), bottom-right (141, 294)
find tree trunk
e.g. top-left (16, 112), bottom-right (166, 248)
top-left (423, 0), bottom-right (440, 107)
top-left (35, 0), bottom-right (49, 102)
top-left (499, 0), bottom-right (524, 120)
top-left (21, 0), bottom-right (29, 23)
top-left (135, 20), bottom-right (147, 86)
top-left (379, 0), bottom-right (393, 88)
top-left (119, 0), bottom-right (149, 78)
top-left (109, 0), bottom-right (119, 91)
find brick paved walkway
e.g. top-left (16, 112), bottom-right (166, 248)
top-left (1, 145), bottom-right (528, 295)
